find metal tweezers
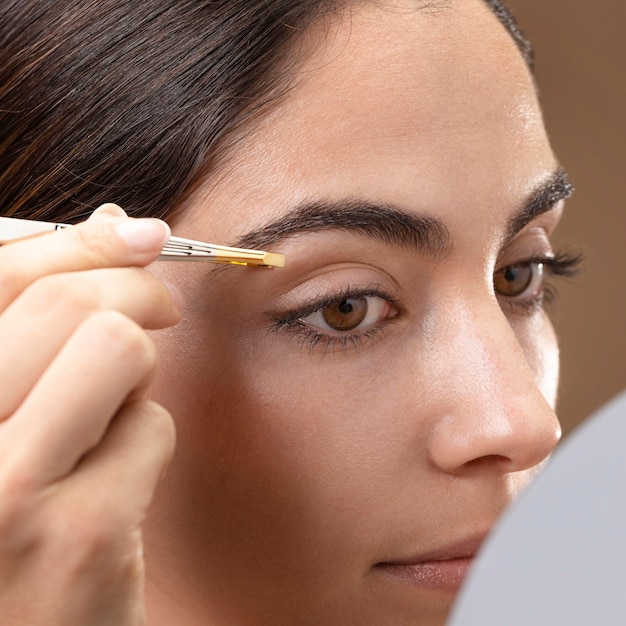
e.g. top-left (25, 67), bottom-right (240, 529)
top-left (0, 216), bottom-right (285, 268)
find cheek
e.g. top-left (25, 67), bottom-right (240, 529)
top-left (146, 313), bottom-right (431, 608)
top-left (171, 341), bottom-right (402, 499)
top-left (149, 311), bottom-right (402, 525)
top-left (150, 301), bottom-right (438, 540)
top-left (511, 312), bottom-right (560, 408)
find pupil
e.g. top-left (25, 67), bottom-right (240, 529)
top-left (322, 297), bottom-right (368, 331)
top-left (505, 267), bottom-right (518, 282)
top-left (494, 264), bottom-right (533, 297)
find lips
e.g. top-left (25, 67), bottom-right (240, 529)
top-left (374, 534), bottom-right (486, 593)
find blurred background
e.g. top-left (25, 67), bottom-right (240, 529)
top-left (507, 0), bottom-right (625, 436)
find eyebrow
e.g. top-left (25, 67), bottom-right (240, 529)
top-left (504, 167), bottom-right (574, 242)
top-left (234, 200), bottom-right (453, 259)
top-left (232, 168), bottom-right (573, 257)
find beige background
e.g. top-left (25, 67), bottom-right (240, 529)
top-left (506, 0), bottom-right (625, 435)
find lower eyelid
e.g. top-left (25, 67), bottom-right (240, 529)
top-left (271, 318), bottom-right (396, 355)
top-left (498, 293), bottom-right (545, 316)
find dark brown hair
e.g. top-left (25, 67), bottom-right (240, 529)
top-left (0, 0), bottom-right (531, 225)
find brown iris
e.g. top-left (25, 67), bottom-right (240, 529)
top-left (321, 297), bottom-right (368, 330)
top-left (494, 263), bottom-right (537, 297)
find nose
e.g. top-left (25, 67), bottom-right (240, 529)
top-left (425, 302), bottom-right (561, 475)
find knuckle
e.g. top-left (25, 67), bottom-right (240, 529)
top-left (48, 504), bottom-right (118, 561)
top-left (46, 500), bottom-right (143, 580)
top-left (0, 468), bottom-right (37, 502)
top-left (23, 273), bottom-right (97, 315)
top-left (83, 310), bottom-right (158, 369)
top-left (0, 498), bottom-right (23, 540)
top-left (0, 258), bottom-right (23, 302)
top-left (72, 221), bottom-right (123, 266)
top-left (0, 470), bottom-right (40, 551)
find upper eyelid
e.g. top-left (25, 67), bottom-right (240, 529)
top-left (496, 229), bottom-right (556, 264)
top-left (495, 252), bottom-right (554, 271)
top-left (497, 251), bottom-right (582, 273)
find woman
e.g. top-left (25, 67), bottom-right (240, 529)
top-left (0, 0), bottom-right (581, 624)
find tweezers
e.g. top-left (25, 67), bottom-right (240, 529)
top-left (0, 216), bottom-right (285, 268)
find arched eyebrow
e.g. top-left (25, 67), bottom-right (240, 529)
top-left (233, 200), bottom-right (452, 260)
top-left (504, 168), bottom-right (574, 243)
top-left (232, 168), bottom-right (572, 257)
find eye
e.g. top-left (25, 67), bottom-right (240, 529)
top-left (299, 295), bottom-right (396, 333)
top-left (271, 287), bottom-right (402, 354)
top-left (494, 262), bottom-right (544, 299)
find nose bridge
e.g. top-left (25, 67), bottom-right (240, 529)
top-left (426, 299), bottom-right (561, 475)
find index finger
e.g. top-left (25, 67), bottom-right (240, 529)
top-left (0, 204), bottom-right (170, 312)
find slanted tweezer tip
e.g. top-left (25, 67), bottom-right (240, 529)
top-left (263, 252), bottom-right (285, 268)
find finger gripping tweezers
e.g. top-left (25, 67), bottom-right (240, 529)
top-left (0, 216), bottom-right (285, 268)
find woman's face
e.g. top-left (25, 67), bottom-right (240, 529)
top-left (145, 1), bottom-right (566, 623)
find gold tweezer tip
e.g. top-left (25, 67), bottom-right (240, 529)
top-left (262, 252), bottom-right (286, 268)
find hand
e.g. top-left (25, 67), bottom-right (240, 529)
top-left (0, 205), bottom-right (182, 625)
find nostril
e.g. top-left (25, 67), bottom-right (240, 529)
top-left (465, 454), bottom-right (512, 470)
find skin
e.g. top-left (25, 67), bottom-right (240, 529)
top-left (142, 1), bottom-right (564, 624)
top-left (0, 1), bottom-right (568, 625)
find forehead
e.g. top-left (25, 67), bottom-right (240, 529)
top-left (183, 0), bottom-right (554, 240)
top-left (284, 0), bottom-right (541, 157)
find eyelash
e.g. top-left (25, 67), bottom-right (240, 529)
top-left (498, 250), bottom-right (584, 314)
top-left (270, 250), bottom-right (584, 353)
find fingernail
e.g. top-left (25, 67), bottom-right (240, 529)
top-left (114, 219), bottom-right (171, 253)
